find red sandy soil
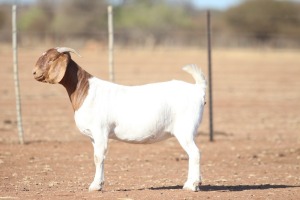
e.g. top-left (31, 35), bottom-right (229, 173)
top-left (0, 47), bottom-right (299, 199)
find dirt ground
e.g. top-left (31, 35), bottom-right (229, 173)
top-left (0, 46), bottom-right (299, 199)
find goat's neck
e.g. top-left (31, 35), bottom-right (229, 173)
top-left (59, 60), bottom-right (92, 111)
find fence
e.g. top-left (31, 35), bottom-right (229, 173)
top-left (1, 4), bottom-right (299, 144)
top-left (1, 5), bottom-right (216, 144)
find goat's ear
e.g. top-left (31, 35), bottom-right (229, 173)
top-left (47, 53), bottom-right (70, 84)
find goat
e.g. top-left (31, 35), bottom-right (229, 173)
top-left (32, 47), bottom-right (207, 192)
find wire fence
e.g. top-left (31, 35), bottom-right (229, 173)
top-left (2, 30), bottom-right (300, 49)
top-left (1, 4), bottom-right (300, 144)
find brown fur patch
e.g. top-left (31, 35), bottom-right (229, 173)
top-left (59, 60), bottom-right (92, 111)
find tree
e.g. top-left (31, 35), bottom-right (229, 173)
top-left (19, 7), bottom-right (48, 33)
top-left (51, 0), bottom-right (107, 36)
top-left (0, 10), bottom-right (4, 29)
top-left (113, 0), bottom-right (195, 45)
top-left (224, 0), bottom-right (300, 41)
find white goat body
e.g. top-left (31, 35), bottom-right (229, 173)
top-left (75, 77), bottom-right (206, 144)
top-left (32, 47), bottom-right (206, 192)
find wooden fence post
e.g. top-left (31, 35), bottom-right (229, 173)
top-left (12, 5), bottom-right (24, 144)
top-left (108, 5), bottom-right (114, 82)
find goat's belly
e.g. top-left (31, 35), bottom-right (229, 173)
top-left (109, 128), bottom-right (172, 144)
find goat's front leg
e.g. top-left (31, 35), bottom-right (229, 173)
top-left (89, 135), bottom-right (108, 192)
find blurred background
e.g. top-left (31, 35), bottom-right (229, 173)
top-left (0, 0), bottom-right (300, 48)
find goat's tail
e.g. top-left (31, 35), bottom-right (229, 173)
top-left (182, 64), bottom-right (207, 89)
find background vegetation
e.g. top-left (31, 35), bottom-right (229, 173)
top-left (0, 0), bottom-right (300, 47)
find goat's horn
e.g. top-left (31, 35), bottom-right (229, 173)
top-left (56, 47), bottom-right (81, 57)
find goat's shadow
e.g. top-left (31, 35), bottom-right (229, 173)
top-left (150, 184), bottom-right (300, 192)
top-left (116, 184), bottom-right (300, 192)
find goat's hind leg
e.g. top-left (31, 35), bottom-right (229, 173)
top-left (175, 130), bottom-right (201, 191)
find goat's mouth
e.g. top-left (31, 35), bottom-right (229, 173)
top-left (34, 74), bottom-right (45, 82)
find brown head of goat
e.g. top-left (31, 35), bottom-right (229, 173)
top-left (33, 47), bottom-right (92, 111)
top-left (32, 48), bottom-right (72, 84)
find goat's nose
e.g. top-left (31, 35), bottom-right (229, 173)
top-left (32, 69), bottom-right (36, 75)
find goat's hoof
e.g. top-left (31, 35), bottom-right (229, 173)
top-left (89, 182), bottom-right (102, 192)
top-left (183, 181), bottom-right (200, 192)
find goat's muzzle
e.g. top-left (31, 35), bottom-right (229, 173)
top-left (32, 68), bottom-right (45, 82)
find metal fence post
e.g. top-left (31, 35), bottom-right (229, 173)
top-left (207, 10), bottom-right (214, 142)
